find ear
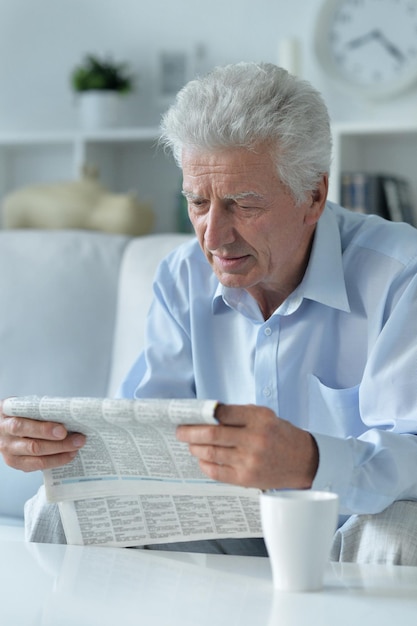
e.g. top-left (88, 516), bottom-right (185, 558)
top-left (304, 174), bottom-right (328, 226)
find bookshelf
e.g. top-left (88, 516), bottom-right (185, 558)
top-left (2, 122), bottom-right (416, 231)
top-left (330, 122), bottom-right (417, 224)
top-left (0, 128), bottom-right (181, 233)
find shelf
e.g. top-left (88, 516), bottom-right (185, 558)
top-left (332, 121), bottom-right (417, 135)
top-left (0, 127), bottom-right (161, 146)
top-left (0, 126), bottom-right (180, 233)
top-left (9, 121), bottom-right (415, 231)
top-left (0, 131), bottom-right (76, 146)
top-left (329, 122), bottom-right (417, 224)
top-left (79, 127), bottom-right (161, 142)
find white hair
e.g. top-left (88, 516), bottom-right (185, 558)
top-left (160, 62), bottom-right (332, 205)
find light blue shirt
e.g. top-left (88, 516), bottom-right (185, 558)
top-left (119, 202), bottom-right (417, 516)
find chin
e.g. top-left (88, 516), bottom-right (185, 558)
top-left (215, 273), bottom-right (253, 290)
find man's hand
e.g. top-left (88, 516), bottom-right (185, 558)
top-left (176, 404), bottom-right (319, 491)
top-left (0, 400), bottom-right (86, 472)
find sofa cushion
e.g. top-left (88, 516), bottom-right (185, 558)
top-left (0, 229), bottom-right (130, 399)
top-left (0, 229), bottom-right (130, 520)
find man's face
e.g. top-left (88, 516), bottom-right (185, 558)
top-left (182, 146), bottom-right (327, 316)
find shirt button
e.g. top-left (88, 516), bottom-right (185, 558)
top-left (264, 327), bottom-right (272, 336)
top-left (263, 387), bottom-right (271, 397)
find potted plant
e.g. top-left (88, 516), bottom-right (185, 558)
top-left (71, 54), bottom-right (135, 130)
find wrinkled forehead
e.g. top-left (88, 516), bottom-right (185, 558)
top-left (181, 145), bottom-right (288, 204)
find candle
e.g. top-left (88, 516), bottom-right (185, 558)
top-left (278, 37), bottom-right (301, 76)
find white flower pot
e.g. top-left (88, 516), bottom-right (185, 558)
top-left (77, 90), bottom-right (124, 130)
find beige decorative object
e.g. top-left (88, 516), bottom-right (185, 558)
top-left (2, 168), bottom-right (154, 236)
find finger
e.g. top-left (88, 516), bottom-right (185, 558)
top-left (215, 403), bottom-right (263, 426)
top-left (1, 415), bottom-right (68, 441)
top-left (176, 423), bottom-right (238, 447)
top-left (188, 442), bottom-right (239, 465)
top-left (7, 432), bottom-right (85, 459)
top-left (197, 451), bottom-right (272, 489)
top-left (198, 459), bottom-right (240, 485)
top-left (0, 432), bottom-right (86, 473)
top-left (4, 450), bottom-right (81, 473)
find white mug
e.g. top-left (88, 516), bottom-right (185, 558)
top-left (260, 490), bottom-right (339, 592)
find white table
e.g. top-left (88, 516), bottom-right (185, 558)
top-left (1, 538), bottom-right (416, 626)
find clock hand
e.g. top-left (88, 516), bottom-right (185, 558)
top-left (346, 29), bottom-right (380, 50)
top-left (345, 28), bottom-right (405, 63)
top-left (374, 31), bottom-right (405, 63)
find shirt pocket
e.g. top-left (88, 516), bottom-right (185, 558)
top-left (308, 374), bottom-right (364, 438)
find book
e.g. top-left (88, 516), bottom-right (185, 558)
top-left (3, 396), bottom-right (262, 547)
top-left (340, 172), bottom-right (415, 225)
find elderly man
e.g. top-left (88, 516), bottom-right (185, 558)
top-left (1, 62), bottom-right (417, 563)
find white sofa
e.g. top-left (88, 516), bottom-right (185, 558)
top-left (0, 228), bottom-right (191, 538)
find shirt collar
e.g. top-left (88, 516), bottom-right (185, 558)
top-left (213, 204), bottom-right (350, 317)
top-left (299, 203), bottom-right (350, 313)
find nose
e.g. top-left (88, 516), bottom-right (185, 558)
top-left (203, 202), bottom-right (235, 251)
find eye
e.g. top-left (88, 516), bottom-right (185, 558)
top-left (235, 202), bottom-right (263, 216)
top-left (182, 192), bottom-right (206, 209)
top-left (231, 194), bottom-right (265, 214)
top-left (188, 198), bottom-right (210, 215)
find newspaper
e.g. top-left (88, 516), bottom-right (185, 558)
top-left (3, 396), bottom-right (262, 547)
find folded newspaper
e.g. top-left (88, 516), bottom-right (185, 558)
top-left (3, 396), bottom-right (262, 547)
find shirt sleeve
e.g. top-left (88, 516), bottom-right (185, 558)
top-left (312, 430), bottom-right (417, 515)
top-left (116, 257), bottom-right (196, 400)
top-left (312, 265), bottom-right (417, 515)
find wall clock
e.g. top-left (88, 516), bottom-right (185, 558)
top-left (315, 0), bottom-right (417, 99)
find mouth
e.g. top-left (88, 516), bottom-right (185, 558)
top-left (212, 253), bottom-right (252, 272)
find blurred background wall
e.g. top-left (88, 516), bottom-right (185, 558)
top-left (1, 0), bottom-right (416, 132)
